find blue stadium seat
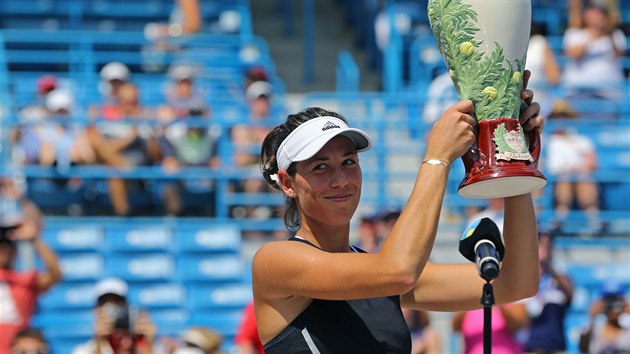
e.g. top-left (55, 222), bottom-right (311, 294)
top-left (32, 311), bottom-right (94, 346)
top-left (176, 254), bottom-right (245, 282)
top-left (59, 253), bottom-right (105, 281)
top-left (128, 282), bottom-right (186, 309)
top-left (108, 253), bottom-right (175, 282)
top-left (38, 282), bottom-right (97, 311)
top-left (146, 308), bottom-right (189, 337)
top-left (106, 224), bottom-right (174, 253)
top-left (42, 224), bottom-right (104, 252)
top-left (567, 264), bottom-right (630, 287)
top-left (175, 223), bottom-right (241, 254)
top-left (187, 283), bottom-right (252, 311)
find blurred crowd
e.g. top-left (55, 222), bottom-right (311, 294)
top-left (8, 61), bottom-right (281, 221)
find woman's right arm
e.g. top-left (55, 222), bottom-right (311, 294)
top-left (253, 100), bottom-right (476, 301)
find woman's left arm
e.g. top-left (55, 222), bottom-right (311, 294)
top-left (401, 193), bottom-right (539, 311)
top-left (402, 76), bottom-right (541, 311)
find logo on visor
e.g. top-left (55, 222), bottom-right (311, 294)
top-left (322, 121), bottom-right (341, 131)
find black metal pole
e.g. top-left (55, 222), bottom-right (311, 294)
top-left (481, 281), bottom-right (495, 354)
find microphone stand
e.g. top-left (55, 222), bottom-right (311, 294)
top-left (480, 281), bottom-right (495, 354)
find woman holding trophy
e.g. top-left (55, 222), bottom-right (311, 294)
top-left (252, 0), bottom-right (545, 352)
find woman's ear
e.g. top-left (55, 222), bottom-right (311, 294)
top-left (277, 169), bottom-right (295, 198)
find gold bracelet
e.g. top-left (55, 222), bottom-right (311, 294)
top-left (421, 158), bottom-right (450, 168)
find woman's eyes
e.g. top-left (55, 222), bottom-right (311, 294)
top-left (313, 158), bottom-right (357, 170)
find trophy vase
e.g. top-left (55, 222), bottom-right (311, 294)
top-left (428, 0), bottom-right (546, 198)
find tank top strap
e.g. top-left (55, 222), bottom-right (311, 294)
top-left (288, 235), bottom-right (322, 250)
top-left (288, 236), bottom-right (365, 254)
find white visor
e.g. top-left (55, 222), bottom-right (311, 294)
top-left (276, 116), bottom-right (372, 170)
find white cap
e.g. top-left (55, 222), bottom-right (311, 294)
top-left (94, 277), bottom-right (128, 299)
top-left (45, 89), bottom-right (74, 113)
top-left (276, 116), bottom-right (371, 170)
top-left (169, 63), bottom-right (198, 82)
top-left (180, 327), bottom-right (222, 353)
top-left (246, 80), bottom-right (273, 101)
top-left (173, 348), bottom-right (205, 354)
top-left (100, 62), bottom-right (130, 82)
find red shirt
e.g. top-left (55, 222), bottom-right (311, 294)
top-left (234, 301), bottom-right (264, 354)
top-left (0, 269), bottom-right (38, 354)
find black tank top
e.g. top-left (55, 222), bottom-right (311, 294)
top-left (263, 236), bottom-right (412, 354)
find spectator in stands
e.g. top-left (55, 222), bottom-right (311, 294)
top-left (545, 101), bottom-right (600, 219)
top-left (244, 67), bottom-right (269, 91)
top-left (579, 281), bottom-right (630, 353)
top-left (526, 23), bottom-right (562, 114)
top-left (452, 303), bottom-right (530, 354)
top-left (234, 302), bottom-right (264, 354)
top-left (88, 83), bottom-right (159, 216)
top-left (11, 327), bottom-right (49, 354)
top-left (17, 89), bottom-right (96, 173)
top-left (230, 81), bottom-right (276, 229)
top-left (158, 112), bottom-right (221, 216)
top-left (254, 82), bottom-right (542, 351)
top-left (245, 81), bottom-right (274, 119)
top-left (402, 308), bottom-right (441, 354)
top-left (356, 213), bottom-right (381, 253)
top-left (175, 326), bottom-right (222, 354)
top-left (568, 0), bottom-right (621, 30)
top-left (562, 0), bottom-right (626, 103)
top-left (156, 63), bottom-right (216, 215)
top-left (157, 63), bottom-right (209, 123)
top-left (142, 0), bottom-right (203, 71)
top-left (0, 177), bottom-right (62, 354)
top-left (524, 230), bottom-right (573, 354)
top-left (72, 277), bottom-right (160, 354)
top-left (99, 62), bottom-right (131, 105)
top-left (18, 75), bottom-right (58, 122)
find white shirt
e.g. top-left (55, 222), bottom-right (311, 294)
top-left (562, 28), bottom-right (626, 99)
top-left (546, 131), bottom-right (596, 175)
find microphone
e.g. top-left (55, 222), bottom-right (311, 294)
top-left (459, 217), bottom-right (505, 281)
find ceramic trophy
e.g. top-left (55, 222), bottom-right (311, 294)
top-left (428, 0), bottom-right (546, 198)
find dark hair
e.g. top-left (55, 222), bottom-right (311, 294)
top-left (260, 107), bottom-right (347, 231)
top-left (12, 327), bottom-right (47, 346)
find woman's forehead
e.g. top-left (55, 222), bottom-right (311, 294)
top-left (310, 136), bottom-right (357, 158)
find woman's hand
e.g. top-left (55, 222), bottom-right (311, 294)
top-left (425, 100), bottom-right (476, 165)
top-left (519, 70), bottom-right (543, 133)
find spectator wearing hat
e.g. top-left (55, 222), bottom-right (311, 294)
top-left (17, 75), bottom-right (59, 123)
top-left (99, 62), bottom-right (131, 104)
top-left (87, 83), bottom-right (160, 216)
top-left (228, 81), bottom-right (278, 228)
top-left (0, 178), bottom-right (62, 354)
top-left (579, 282), bottom-right (630, 353)
top-left (157, 63), bottom-right (209, 123)
top-left (175, 327), bottom-right (222, 354)
top-left (15, 89), bottom-right (95, 193)
top-left (156, 63), bottom-right (219, 216)
top-left (544, 101), bottom-right (600, 226)
top-left (72, 277), bottom-right (159, 354)
top-left (562, 0), bottom-right (626, 104)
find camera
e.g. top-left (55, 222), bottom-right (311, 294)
top-left (0, 196), bottom-right (23, 229)
top-left (103, 303), bottom-right (134, 330)
top-left (604, 295), bottom-right (624, 313)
